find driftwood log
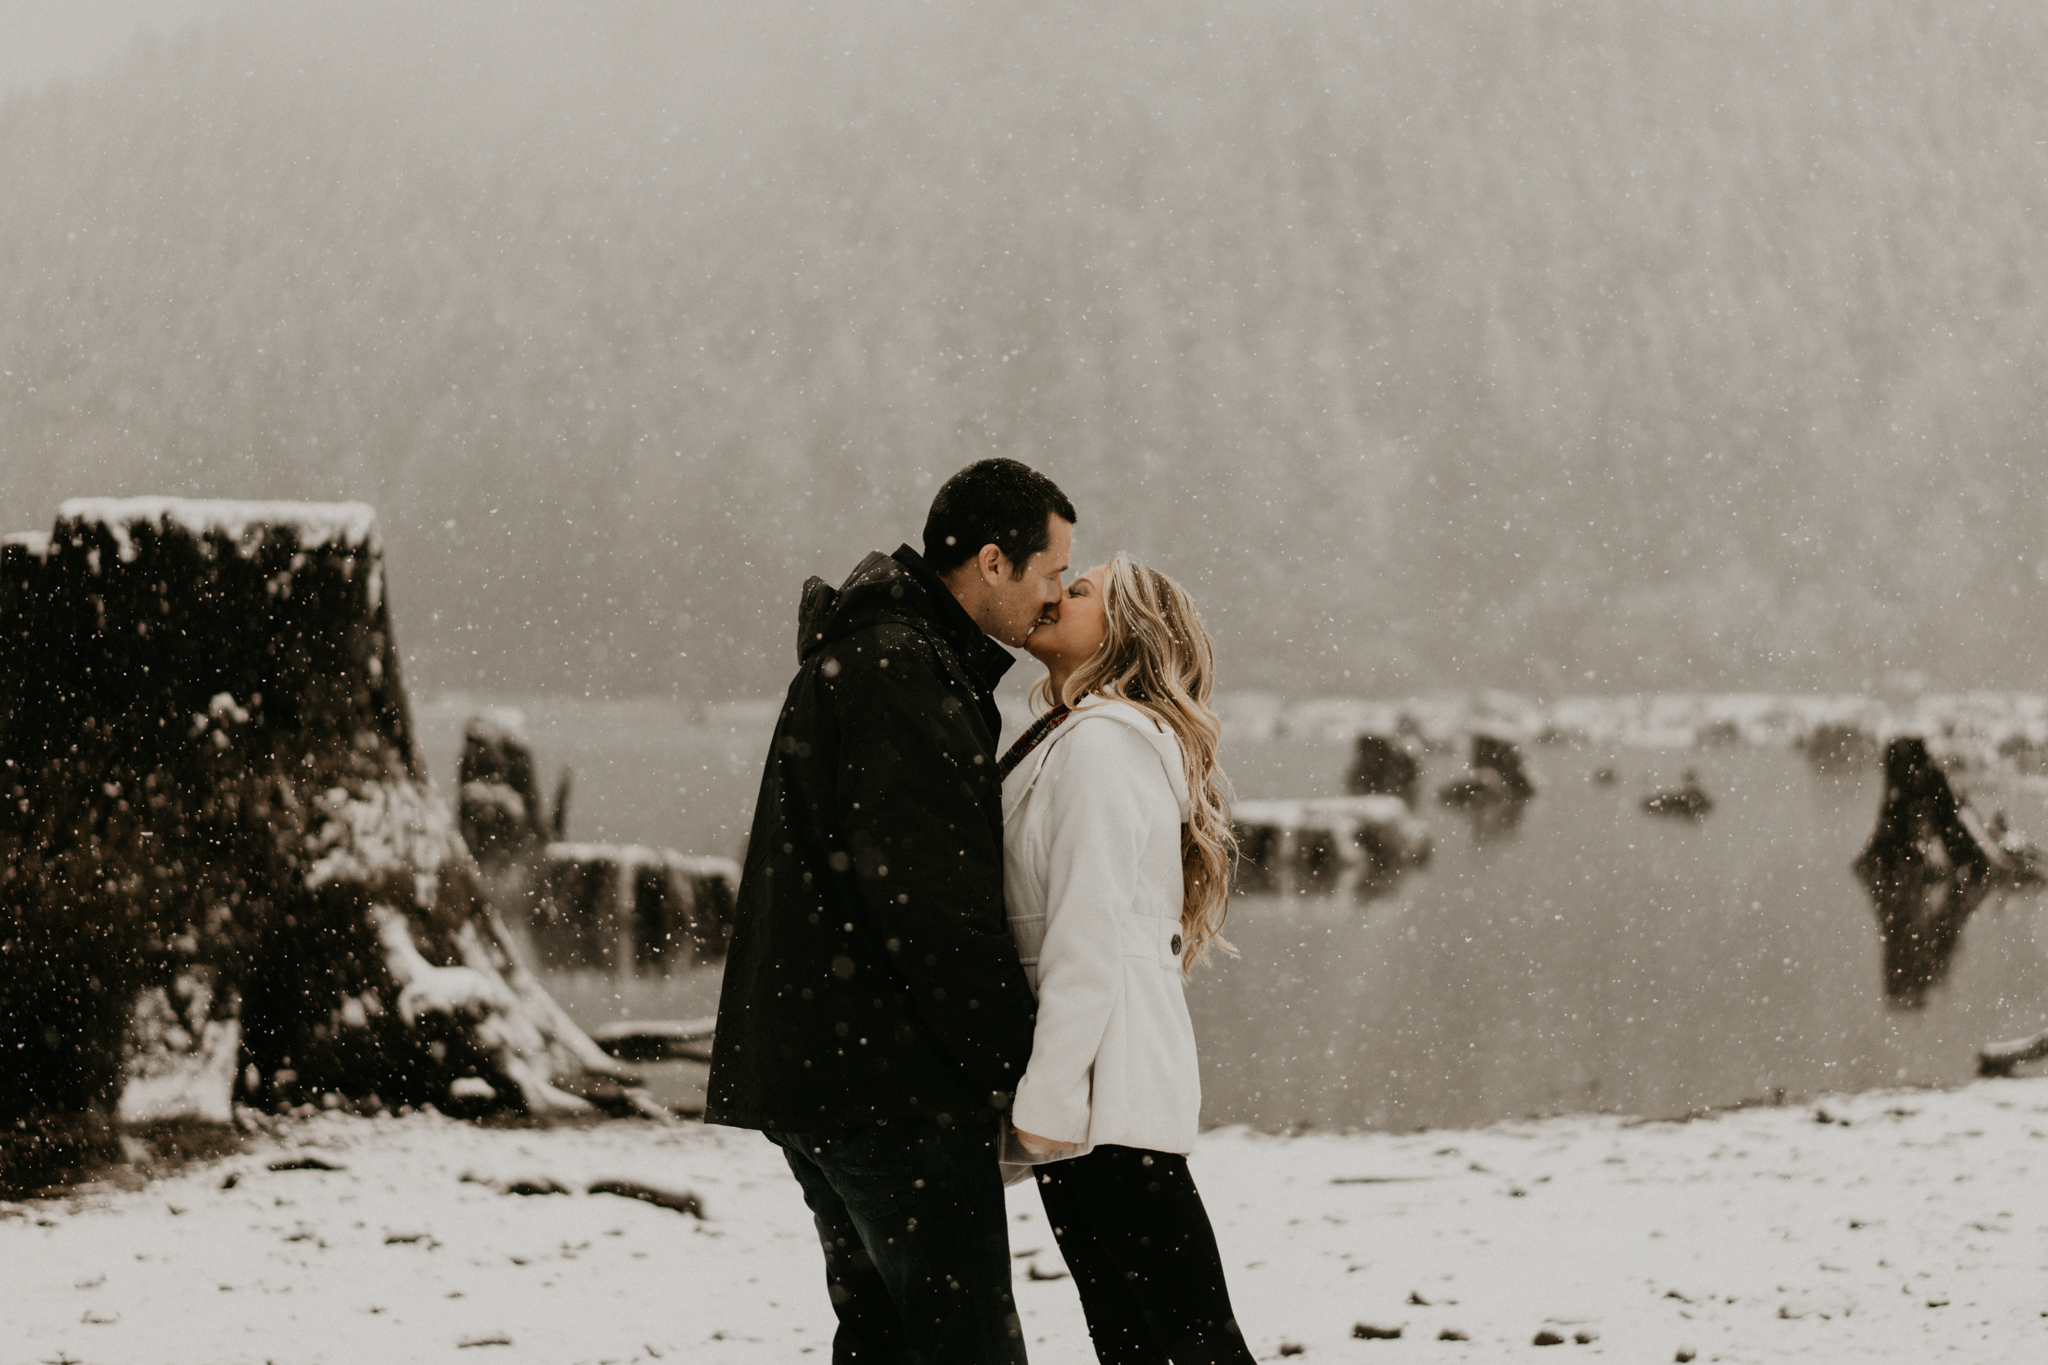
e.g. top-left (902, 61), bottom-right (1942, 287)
top-left (0, 498), bottom-right (636, 1191)
top-left (1979, 1027), bottom-right (2048, 1078)
top-left (1851, 735), bottom-right (2010, 1008)
top-left (587, 1016), bottom-right (717, 1062)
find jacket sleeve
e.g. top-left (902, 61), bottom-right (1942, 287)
top-left (1008, 721), bottom-right (1155, 1143)
top-left (829, 633), bottom-right (1038, 1109)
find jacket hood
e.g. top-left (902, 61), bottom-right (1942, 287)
top-left (1009, 698), bottom-right (1190, 822)
top-left (796, 550), bottom-right (907, 659)
top-left (796, 546), bottom-right (1015, 692)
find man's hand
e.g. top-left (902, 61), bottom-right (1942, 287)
top-left (1013, 1125), bottom-right (1077, 1158)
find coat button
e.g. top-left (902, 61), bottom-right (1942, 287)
top-left (1170, 933), bottom-right (1183, 955)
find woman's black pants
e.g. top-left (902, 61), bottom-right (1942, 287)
top-left (1033, 1145), bottom-right (1256, 1364)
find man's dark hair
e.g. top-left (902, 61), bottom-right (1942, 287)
top-left (921, 458), bottom-right (1077, 577)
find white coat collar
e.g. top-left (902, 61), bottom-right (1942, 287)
top-left (1001, 697), bottom-right (1190, 822)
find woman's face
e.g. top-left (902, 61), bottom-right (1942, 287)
top-left (1025, 563), bottom-right (1109, 668)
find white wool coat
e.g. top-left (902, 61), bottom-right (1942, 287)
top-left (1002, 699), bottom-right (1201, 1162)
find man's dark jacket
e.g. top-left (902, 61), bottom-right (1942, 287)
top-left (705, 546), bottom-right (1038, 1133)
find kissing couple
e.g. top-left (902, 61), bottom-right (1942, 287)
top-left (708, 458), bottom-right (1254, 1363)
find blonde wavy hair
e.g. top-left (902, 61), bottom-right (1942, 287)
top-left (1031, 552), bottom-right (1236, 974)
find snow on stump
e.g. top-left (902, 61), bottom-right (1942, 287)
top-left (0, 498), bottom-right (632, 1192)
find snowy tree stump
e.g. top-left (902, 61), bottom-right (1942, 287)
top-left (1, 499), bottom-right (634, 1192)
top-left (458, 708), bottom-right (567, 860)
top-left (456, 708), bottom-right (571, 929)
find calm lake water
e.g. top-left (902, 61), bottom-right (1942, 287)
top-left (415, 698), bottom-right (2048, 1131)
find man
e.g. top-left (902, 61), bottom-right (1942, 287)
top-left (707, 458), bottom-right (1076, 1363)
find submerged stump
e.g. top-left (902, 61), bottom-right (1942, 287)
top-left (1641, 770), bottom-right (1714, 819)
top-left (1436, 731), bottom-right (1539, 807)
top-left (1851, 735), bottom-right (2010, 1008)
top-left (1434, 731), bottom-right (1537, 842)
top-left (1230, 797), bottom-right (1431, 901)
top-left (1, 498), bottom-right (632, 1191)
top-left (1346, 733), bottom-right (1423, 805)
top-left (536, 843), bottom-right (738, 975)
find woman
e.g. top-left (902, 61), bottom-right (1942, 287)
top-left (997, 552), bottom-right (1255, 1365)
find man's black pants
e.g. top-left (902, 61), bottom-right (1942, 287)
top-left (1035, 1145), bottom-right (1256, 1365)
top-left (769, 1122), bottom-right (1027, 1364)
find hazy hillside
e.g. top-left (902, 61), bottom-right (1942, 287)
top-left (4, 0), bottom-right (2046, 699)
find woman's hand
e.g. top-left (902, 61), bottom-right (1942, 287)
top-left (1013, 1125), bottom-right (1077, 1157)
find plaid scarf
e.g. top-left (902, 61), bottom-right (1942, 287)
top-left (997, 704), bottom-right (1073, 781)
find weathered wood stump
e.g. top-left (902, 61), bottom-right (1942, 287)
top-left (1694, 718), bottom-right (1743, 748)
top-left (1851, 735), bottom-right (2010, 1008)
top-left (535, 843), bottom-right (739, 975)
top-left (1436, 731), bottom-right (1539, 808)
top-left (1231, 797), bottom-right (1431, 901)
top-left (1802, 721), bottom-right (1877, 774)
top-left (1472, 732), bottom-right (1538, 799)
top-left (456, 707), bottom-right (573, 927)
top-left (0, 499), bottom-right (634, 1191)
top-left (1995, 732), bottom-right (2048, 777)
top-left (1346, 734), bottom-right (1423, 805)
top-left (459, 708), bottom-right (556, 859)
top-left (1433, 731), bottom-right (1537, 844)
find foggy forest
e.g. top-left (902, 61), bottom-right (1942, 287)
top-left (6, 0), bottom-right (2045, 702)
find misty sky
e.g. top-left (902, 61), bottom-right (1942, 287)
top-left (7, 3), bottom-right (2047, 701)
top-left (0, 1), bottom-right (237, 95)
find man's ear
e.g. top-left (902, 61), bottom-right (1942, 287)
top-left (976, 542), bottom-right (1010, 586)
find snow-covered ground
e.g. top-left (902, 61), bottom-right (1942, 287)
top-left (7, 1076), bottom-right (2047, 1363)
